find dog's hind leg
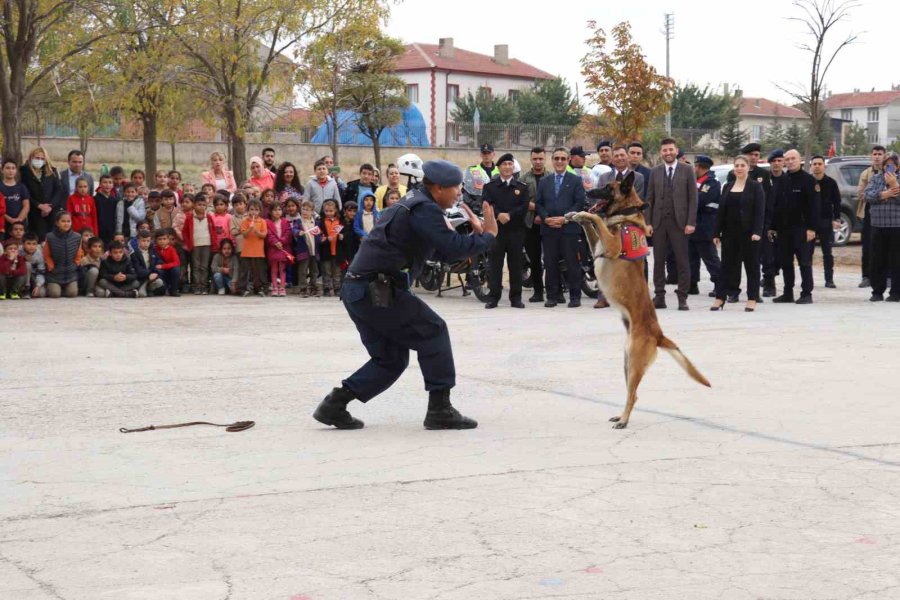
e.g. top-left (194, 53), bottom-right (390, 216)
top-left (611, 335), bottom-right (657, 429)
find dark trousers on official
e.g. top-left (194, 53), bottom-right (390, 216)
top-left (870, 226), bottom-right (900, 297)
top-left (816, 226), bottom-right (835, 284)
top-left (652, 216), bottom-right (690, 298)
top-left (861, 204), bottom-right (872, 280)
top-left (524, 225), bottom-right (543, 296)
top-left (542, 233), bottom-right (581, 302)
top-left (779, 228), bottom-right (814, 296)
top-left (718, 234), bottom-right (760, 301)
top-left (761, 235), bottom-right (780, 284)
top-left (341, 280), bottom-right (455, 402)
top-left (488, 229), bottom-right (525, 303)
top-left (689, 238), bottom-right (723, 295)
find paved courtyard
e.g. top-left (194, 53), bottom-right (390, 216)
top-left (2, 262), bottom-right (899, 600)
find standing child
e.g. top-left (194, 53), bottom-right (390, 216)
top-left (67, 177), bottom-right (98, 237)
top-left (6, 222), bottom-right (26, 248)
top-left (292, 199), bottom-right (323, 297)
top-left (182, 193), bottom-right (218, 294)
top-left (174, 193), bottom-right (193, 292)
top-left (79, 236), bottom-right (104, 296)
top-left (1, 158), bottom-right (30, 237)
top-left (265, 203), bottom-right (293, 297)
top-left (20, 232), bottom-right (46, 298)
top-left (144, 191), bottom-right (161, 231)
top-left (353, 193), bottom-right (379, 240)
top-left (229, 193), bottom-right (247, 256)
top-left (153, 170), bottom-right (168, 192)
top-left (94, 174), bottom-right (118, 244)
top-left (154, 228), bottom-right (181, 296)
top-left (117, 183), bottom-right (143, 238)
top-left (210, 194), bottom-right (234, 246)
top-left (342, 200), bottom-right (360, 265)
top-left (284, 197), bottom-right (301, 288)
top-left (239, 199), bottom-right (268, 296)
top-left (384, 188), bottom-right (402, 208)
top-left (43, 211), bottom-right (84, 298)
top-left (0, 239), bottom-right (26, 299)
top-left (156, 190), bottom-right (177, 230)
top-left (319, 199), bottom-right (345, 297)
top-left (212, 238), bottom-right (239, 295)
top-left (95, 240), bottom-right (139, 298)
top-left (260, 188), bottom-right (276, 219)
top-left (131, 230), bottom-right (164, 297)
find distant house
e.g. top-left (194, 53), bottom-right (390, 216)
top-left (738, 96), bottom-right (809, 143)
top-left (824, 89), bottom-right (900, 145)
top-left (393, 38), bottom-right (554, 146)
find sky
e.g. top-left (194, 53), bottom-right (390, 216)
top-left (385, 0), bottom-right (889, 106)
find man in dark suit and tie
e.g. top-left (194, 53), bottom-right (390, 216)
top-left (536, 147), bottom-right (586, 308)
top-left (645, 138), bottom-right (698, 310)
top-left (59, 150), bottom-right (95, 197)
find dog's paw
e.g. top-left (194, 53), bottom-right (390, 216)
top-left (564, 211), bottom-right (578, 222)
top-left (608, 415), bottom-right (621, 422)
top-left (612, 421), bottom-right (628, 429)
top-left (565, 211), bottom-right (589, 223)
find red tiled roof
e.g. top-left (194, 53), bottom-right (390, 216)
top-left (394, 43), bottom-right (554, 80)
top-left (739, 97), bottom-right (806, 119)
top-left (267, 108), bottom-right (317, 128)
top-left (824, 90), bottom-right (900, 109)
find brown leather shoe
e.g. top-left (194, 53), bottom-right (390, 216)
top-left (593, 298), bottom-right (610, 309)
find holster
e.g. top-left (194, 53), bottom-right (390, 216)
top-left (368, 274), bottom-right (394, 308)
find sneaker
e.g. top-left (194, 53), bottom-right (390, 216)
top-left (300, 288), bottom-right (308, 298)
top-left (887, 295), bottom-right (900, 303)
top-left (218, 288), bottom-right (225, 295)
top-left (257, 290), bottom-right (266, 297)
top-left (0, 295), bottom-right (5, 300)
top-left (170, 290), bottom-right (181, 297)
top-left (242, 290), bottom-right (252, 297)
top-left (859, 277), bottom-right (871, 288)
top-left (9, 293), bottom-right (20, 299)
top-left (201, 289), bottom-right (209, 295)
top-left (126, 290), bottom-right (139, 298)
top-left (86, 292), bottom-right (95, 298)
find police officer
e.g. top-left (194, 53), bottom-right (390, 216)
top-left (313, 160), bottom-right (498, 430)
top-left (689, 155), bottom-right (723, 297)
top-left (463, 143), bottom-right (500, 201)
top-left (484, 153), bottom-right (529, 308)
top-left (763, 149), bottom-right (786, 297)
top-left (773, 149), bottom-right (819, 304)
top-left (567, 146), bottom-right (594, 192)
top-left (727, 142), bottom-right (772, 301)
top-left (810, 155), bottom-right (842, 288)
top-left (595, 140), bottom-right (613, 168)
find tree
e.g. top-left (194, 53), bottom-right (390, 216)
top-left (718, 102), bottom-right (748, 157)
top-left (580, 21), bottom-right (674, 143)
top-left (842, 122), bottom-right (869, 155)
top-left (777, 0), bottom-right (859, 158)
top-left (0, 1), bottom-right (126, 163)
top-left (670, 83), bottom-right (732, 130)
top-left (762, 119), bottom-right (787, 151)
top-left (513, 77), bottom-right (583, 127)
top-left (785, 120), bottom-right (805, 150)
top-left (451, 88), bottom-right (518, 124)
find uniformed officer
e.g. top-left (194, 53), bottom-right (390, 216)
top-left (773, 149), bottom-right (820, 304)
top-left (566, 146), bottom-right (595, 193)
top-left (763, 149), bottom-right (786, 297)
top-left (595, 140), bottom-right (613, 168)
top-left (484, 153), bottom-right (529, 308)
top-left (810, 155), bottom-right (842, 288)
top-left (313, 160), bottom-right (498, 430)
top-left (689, 155), bottom-right (723, 297)
top-left (462, 143), bottom-right (500, 200)
top-left (728, 142), bottom-right (773, 301)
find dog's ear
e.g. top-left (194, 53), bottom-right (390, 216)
top-left (586, 187), bottom-right (607, 200)
top-left (620, 171), bottom-right (636, 195)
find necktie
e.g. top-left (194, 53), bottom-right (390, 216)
top-left (555, 174), bottom-right (563, 195)
top-left (616, 171), bottom-right (624, 182)
top-left (667, 166), bottom-right (674, 182)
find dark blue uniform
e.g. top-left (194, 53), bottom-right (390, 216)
top-left (340, 189), bottom-right (495, 401)
top-left (689, 171), bottom-right (723, 295)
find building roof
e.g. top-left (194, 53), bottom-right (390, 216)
top-left (739, 97), bottom-right (806, 119)
top-left (394, 43), bottom-right (554, 80)
top-left (266, 108), bottom-right (317, 129)
top-left (824, 90), bottom-right (900, 110)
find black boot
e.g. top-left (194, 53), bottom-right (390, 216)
top-left (423, 390), bottom-right (477, 430)
top-left (313, 387), bottom-right (364, 429)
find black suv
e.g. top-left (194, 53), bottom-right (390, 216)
top-left (826, 156), bottom-right (869, 246)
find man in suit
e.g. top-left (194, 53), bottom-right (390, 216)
top-left (627, 142), bottom-right (652, 199)
top-left (536, 147), bottom-right (586, 308)
top-left (59, 150), bottom-right (95, 197)
top-left (646, 138), bottom-right (698, 310)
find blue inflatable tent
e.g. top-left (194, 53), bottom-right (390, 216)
top-left (310, 105), bottom-right (430, 147)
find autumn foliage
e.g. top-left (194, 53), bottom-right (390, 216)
top-left (580, 21), bottom-right (674, 144)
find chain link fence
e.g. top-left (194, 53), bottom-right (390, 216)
top-left (447, 121), bottom-right (575, 150)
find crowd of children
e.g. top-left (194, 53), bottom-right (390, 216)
top-left (0, 156), bottom-right (408, 300)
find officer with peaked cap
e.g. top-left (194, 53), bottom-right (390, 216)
top-left (314, 160), bottom-right (498, 431)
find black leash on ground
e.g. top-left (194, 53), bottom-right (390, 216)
top-left (119, 420), bottom-right (255, 433)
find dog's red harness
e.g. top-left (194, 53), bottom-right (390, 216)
top-left (619, 223), bottom-right (650, 261)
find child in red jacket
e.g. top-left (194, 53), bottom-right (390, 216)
top-left (67, 177), bottom-right (98, 236)
top-left (153, 228), bottom-right (181, 296)
top-left (0, 239), bottom-right (27, 299)
top-left (181, 194), bottom-right (218, 294)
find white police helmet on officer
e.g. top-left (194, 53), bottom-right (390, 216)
top-left (396, 153), bottom-right (424, 179)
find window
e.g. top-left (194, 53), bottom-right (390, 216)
top-left (508, 89), bottom-right (520, 100)
top-left (867, 123), bottom-right (879, 143)
top-left (840, 165), bottom-right (867, 187)
top-left (447, 84), bottom-right (459, 102)
top-left (406, 84), bottom-right (419, 104)
top-left (841, 109), bottom-right (852, 121)
top-left (867, 107), bottom-right (880, 122)
top-left (751, 125), bottom-right (763, 141)
top-left (446, 122), bottom-right (458, 142)
top-left (478, 86), bottom-right (492, 98)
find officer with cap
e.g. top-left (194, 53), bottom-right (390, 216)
top-left (463, 143), bottom-right (500, 200)
top-left (596, 140), bottom-right (613, 167)
top-left (567, 146), bottom-right (594, 192)
top-left (689, 155), bottom-right (723, 297)
top-left (762, 148), bottom-right (786, 296)
top-left (313, 160), bottom-right (498, 430)
top-left (484, 153), bottom-right (529, 308)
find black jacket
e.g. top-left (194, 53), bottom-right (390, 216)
top-left (343, 179), bottom-right (376, 206)
top-left (99, 255), bottom-right (137, 285)
top-left (716, 179), bottom-right (766, 238)
top-left (20, 164), bottom-right (63, 213)
top-left (483, 177), bottom-right (529, 233)
top-left (131, 246), bottom-right (162, 281)
top-left (775, 169), bottom-right (820, 231)
top-left (815, 174), bottom-right (841, 226)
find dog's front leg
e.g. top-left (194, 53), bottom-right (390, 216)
top-left (580, 212), bottom-right (621, 259)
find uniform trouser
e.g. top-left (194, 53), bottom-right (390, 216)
top-left (689, 238), bottom-right (723, 294)
top-left (488, 228), bottom-right (525, 303)
top-left (761, 234), bottom-right (781, 283)
top-left (321, 258), bottom-right (342, 291)
top-left (542, 233), bottom-right (581, 302)
top-left (47, 281), bottom-right (78, 298)
top-left (139, 277), bottom-right (165, 297)
top-left (191, 246), bottom-right (211, 291)
top-left (96, 279), bottom-right (140, 297)
top-left (652, 216), bottom-right (690, 298)
top-left (870, 226), bottom-right (900, 297)
top-left (717, 234), bottom-right (761, 301)
top-left (779, 228), bottom-right (815, 296)
top-left (0, 275), bottom-right (25, 296)
top-left (816, 226), bottom-right (835, 283)
top-left (861, 204), bottom-right (871, 279)
top-left (341, 280), bottom-right (455, 402)
top-left (524, 225), bottom-right (543, 296)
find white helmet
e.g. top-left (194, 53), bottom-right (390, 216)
top-left (396, 153), bottom-right (424, 179)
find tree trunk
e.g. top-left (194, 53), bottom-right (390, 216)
top-left (170, 140), bottom-right (176, 171)
top-left (372, 134), bottom-right (382, 172)
top-left (1, 94), bottom-right (23, 165)
top-left (141, 111), bottom-right (158, 176)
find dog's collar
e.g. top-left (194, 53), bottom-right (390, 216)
top-left (608, 203), bottom-right (648, 218)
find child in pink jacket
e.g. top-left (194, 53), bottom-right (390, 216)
top-left (265, 203), bottom-right (293, 296)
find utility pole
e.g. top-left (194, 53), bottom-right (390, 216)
top-left (664, 12), bottom-right (674, 135)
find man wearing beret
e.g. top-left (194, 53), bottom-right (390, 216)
top-left (763, 148), bottom-right (786, 297)
top-left (314, 160), bottom-right (498, 431)
top-left (463, 143), bottom-right (499, 201)
top-left (484, 153), bottom-right (529, 308)
top-left (689, 155), bottom-right (723, 297)
top-left (596, 140), bottom-right (613, 168)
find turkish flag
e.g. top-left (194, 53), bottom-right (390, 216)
top-left (827, 140), bottom-right (836, 158)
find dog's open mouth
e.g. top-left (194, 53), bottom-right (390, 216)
top-left (588, 199), bottom-right (610, 215)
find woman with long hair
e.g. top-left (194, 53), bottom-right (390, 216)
top-left (275, 161), bottom-right (303, 202)
top-left (200, 151), bottom-right (237, 193)
top-left (20, 147), bottom-right (63, 241)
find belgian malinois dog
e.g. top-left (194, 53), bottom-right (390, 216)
top-left (565, 172), bottom-right (710, 429)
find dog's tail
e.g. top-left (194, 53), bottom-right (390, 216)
top-left (658, 336), bottom-right (711, 387)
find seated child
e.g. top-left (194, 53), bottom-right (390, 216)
top-left (0, 239), bottom-right (26, 299)
top-left (95, 240), bottom-right (140, 298)
top-left (131, 230), bottom-right (165, 297)
top-left (20, 232), bottom-right (46, 298)
top-left (153, 228), bottom-right (181, 296)
top-left (211, 238), bottom-right (239, 295)
top-left (80, 236), bottom-right (104, 297)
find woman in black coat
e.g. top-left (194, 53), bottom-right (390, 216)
top-left (712, 155), bottom-right (766, 312)
top-left (20, 146), bottom-right (63, 241)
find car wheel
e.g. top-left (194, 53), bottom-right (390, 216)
top-left (833, 211), bottom-right (852, 247)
